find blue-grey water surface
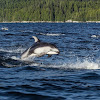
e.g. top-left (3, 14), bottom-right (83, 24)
top-left (0, 23), bottom-right (100, 100)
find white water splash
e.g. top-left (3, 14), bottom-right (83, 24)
top-left (40, 59), bottom-right (99, 70)
top-left (11, 56), bottom-right (21, 61)
top-left (10, 53), bottom-right (100, 69)
top-left (67, 60), bottom-right (99, 69)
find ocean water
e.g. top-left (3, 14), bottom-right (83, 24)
top-left (0, 23), bottom-right (100, 100)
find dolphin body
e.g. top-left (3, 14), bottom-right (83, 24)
top-left (21, 36), bottom-right (60, 59)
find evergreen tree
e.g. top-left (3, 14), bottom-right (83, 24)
top-left (0, 0), bottom-right (100, 22)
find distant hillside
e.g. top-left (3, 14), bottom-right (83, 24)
top-left (0, 0), bottom-right (100, 22)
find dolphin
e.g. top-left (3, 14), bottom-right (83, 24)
top-left (21, 36), bottom-right (60, 59)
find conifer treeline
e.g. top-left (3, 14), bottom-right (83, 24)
top-left (0, 0), bottom-right (100, 22)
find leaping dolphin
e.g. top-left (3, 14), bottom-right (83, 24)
top-left (21, 36), bottom-right (60, 59)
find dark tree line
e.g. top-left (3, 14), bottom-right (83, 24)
top-left (0, 0), bottom-right (100, 22)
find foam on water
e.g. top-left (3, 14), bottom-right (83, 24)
top-left (39, 33), bottom-right (65, 36)
top-left (66, 60), bottom-right (99, 69)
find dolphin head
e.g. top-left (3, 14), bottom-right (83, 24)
top-left (47, 47), bottom-right (60, 55)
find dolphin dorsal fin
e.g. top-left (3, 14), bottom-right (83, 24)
top-left (32, 36), bottom-right (40, 42)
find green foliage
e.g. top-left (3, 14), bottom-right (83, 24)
top-left (0, 0), bottom-right (100, 22)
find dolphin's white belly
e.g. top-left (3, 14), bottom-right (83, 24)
top-left (34, 46), bottom-right (59, 55)
top-left (34, 46), bottom-right (51, 54)
top-left (47, 51), bottom-right (58, 54)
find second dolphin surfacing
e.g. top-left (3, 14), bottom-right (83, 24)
top-left (21, 36), bottom-right (60, 60)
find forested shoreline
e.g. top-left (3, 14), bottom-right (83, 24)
top-left (0, 0), bottom-right (100, 22)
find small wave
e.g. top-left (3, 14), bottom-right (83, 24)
top-left (38, 33), bottom-right (65, 36)
top-left (81, 72), bottom-right (100, 80)
top-left (0, 48), bottom-right (25, 53)
top-left (5, 91), bottom-right (61, 100)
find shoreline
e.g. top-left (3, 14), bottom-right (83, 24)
top-left (0, 20), bottom-right (100, 23)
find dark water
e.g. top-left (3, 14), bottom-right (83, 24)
top-left (0, 23), bottom-right (100, 100)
